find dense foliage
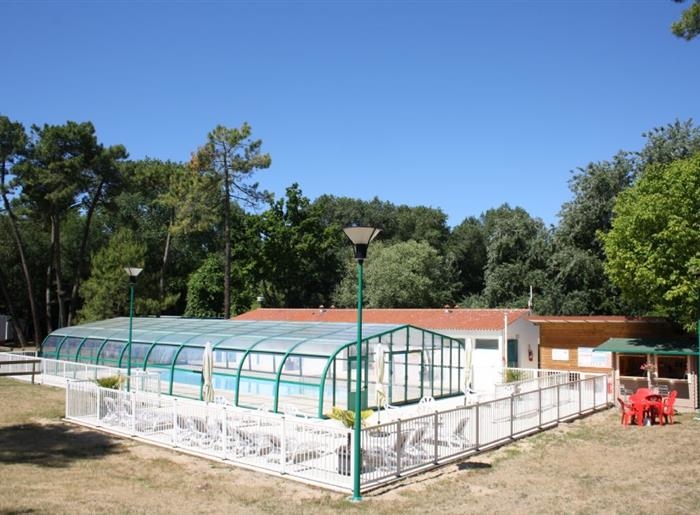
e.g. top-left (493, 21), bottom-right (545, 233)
top-left (1, 114), bottom-right (699, 344)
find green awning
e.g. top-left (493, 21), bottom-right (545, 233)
top-left (595, 337), bottom-right (698, 356)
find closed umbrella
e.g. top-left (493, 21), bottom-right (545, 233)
top-left (375, 344), bottom-right (387, 423)
top-left (202, 341), bottom-right (215, 403)
top-left (463, 339), bottom-right (474, 405)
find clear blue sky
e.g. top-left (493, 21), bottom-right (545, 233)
top-left (2, 0), bottom-right (698, 227)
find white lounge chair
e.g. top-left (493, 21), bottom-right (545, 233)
top-left (365, 424), bottom-right (430, 471)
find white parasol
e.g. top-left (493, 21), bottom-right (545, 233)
top-left (202, 341), bottom-right (215, 403)
top-left (463, 339), bottom-right (474, 404)
top-left (375, 344), bottom-right (388, 423)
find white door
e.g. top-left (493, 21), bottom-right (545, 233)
top-left (472, 338), bottom-right (501, 392)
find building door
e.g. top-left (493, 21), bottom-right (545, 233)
top-left (473, 338), bottom-right (500, 390)
top-left (507, 339), bottom-right (519, 368)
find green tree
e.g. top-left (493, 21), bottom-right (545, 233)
top-left (0, 115), bottom-right (39, 343)
top-left (66, 141), bottom-right (127, 325)
top-left (115, 159), bottom-right (218, 313)
top-left (184, 255), bottom-right (226, 318)
top-left (191, 124), bottom-right (271, 319)
top-left (543, 153), bottom-right (635, 315)
top-left (14, 121), bottom-right (120, 331)
top-left (447, 216), bottom-right (487, 300)
top-left (78, 228), bottom-right (145, 322)
top-left (184, 205), bottom-right (257, 317)
top-left (479, 205), bottom-right (550, 308)
top-left (313, 195), bottom-right (450, 251)
top-left (253, 184), bottom-right (344, 308)
top-left (637, 119), bottom-right (700, 169)
top-left (672, 0), bottom-right (700, 40)
top-left (334, 240), bottom-right (457, 308)
top-left (601, 153), bottom-right (700, 331)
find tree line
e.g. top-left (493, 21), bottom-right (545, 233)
top-left (1, 115), bottom-right (699, 346)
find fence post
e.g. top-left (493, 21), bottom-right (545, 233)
top-left (172, 398), bottom-right (178, 446)
top-left (578, 379), bottom-right (582, 416)
top-left (97, 386), bottom-right (102, 425)
top-left (130, 391), bottom-right (136, 435)
top-left (221, 406), bottom-right (228, 456)
top-left (281, 416), bottom-right (287, 475)
top-left (432, 412), bottom-right (439, 463)
top-left (510, 394), bottom-right (514, 439)
top-left (396, 418), bottom-right (402, 477)
top-left (474, 403), bottom-right (480, 450)
top-left (538, 387), bottom-right (542, 429)
top-left (556, 384), bottom-right (561, 422)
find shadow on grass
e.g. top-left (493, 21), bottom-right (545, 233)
top-left (0, 422), bottom-right (123, 467)
top-left (457, 461), bottom-right (491, 470)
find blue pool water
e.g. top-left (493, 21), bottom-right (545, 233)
top-left (154, 368), bottom-right (320, 398)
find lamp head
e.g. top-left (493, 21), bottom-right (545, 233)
top-left (124, 267), bottom-right (143, 283)
top-left (343, 226), bottom-right (381, 263)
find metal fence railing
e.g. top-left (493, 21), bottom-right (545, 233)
top-left (359, 373), bottom-right (608, 491)
top-left (65, 380), bottom-right (352, 492)
top-left (494, 367), bottom-right (571, 398)
top-left (64, 372), bottom-right (609, 494)
top-left (0, 352), bottom-right (163, 394)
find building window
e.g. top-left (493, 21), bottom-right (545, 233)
top-left (474, 339), bottom-right (498, 350)
top-left (619, 354), bottom-right (646, 377)
top-left (658, 356), bottom-right (687, 379)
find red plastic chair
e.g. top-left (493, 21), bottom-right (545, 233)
top-left (662, 390), bottom-right (677, 424)
top-left (617, 397), bottom-right (636, 426)
top-left (635, 387), bottom-right (652, 398)
top-left (627, 393), bottom-right (648, 426)
top-left (645, 394), bottom-right (664, 425)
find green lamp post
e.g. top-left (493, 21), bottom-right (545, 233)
top-left (124, 267), bottom-right (142, 389)
top-left (343, 225), bottom-right (381, 502)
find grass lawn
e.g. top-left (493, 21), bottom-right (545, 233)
top-left (2, 377), bottom-right (700, 514)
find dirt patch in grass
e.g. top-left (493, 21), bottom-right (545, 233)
top-left (2, 378), bottom-right (700, 514)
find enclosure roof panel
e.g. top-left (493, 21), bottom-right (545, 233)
top-left (46, 317), bottom-right (406, 356)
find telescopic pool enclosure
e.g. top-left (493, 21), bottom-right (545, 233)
top-left (40, 317), bottom-right (467, 418)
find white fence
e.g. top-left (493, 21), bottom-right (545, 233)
top-left (1, 352), bottom-right (123, 387)
top-left (359, 373), bottom-right (607, 489)
top-left (493, 368), bottom-right (573, 398)
top-left (65, 373), bottom-right (609, 493)
top-left (65, 380), bottom-right (353, 491)
top-left (0, 352), bottom-right (163, 393)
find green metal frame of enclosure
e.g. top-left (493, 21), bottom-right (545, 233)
top-left (40, 317), bottom-right (466, 418)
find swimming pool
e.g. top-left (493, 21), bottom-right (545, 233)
top-left (154, 368), bottom-right (322, 399)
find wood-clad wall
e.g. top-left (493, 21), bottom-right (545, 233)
top-left (538, 321), bottom-right (674, 373)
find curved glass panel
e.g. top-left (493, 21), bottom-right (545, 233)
top-left (174, 346), bottom-right (205, 367)
top-left (97, 340), bottom-right (127, 367)
top-left (76, 338), bottom-right (105, 363)
top-left (40, 335), bottom-right (64, 358)
top-left (146, 344), bottom-right (178, 367)
top-left (124, 342), bottom-right (151, 369)
top-left (58, 337), bottom-right (85, 361)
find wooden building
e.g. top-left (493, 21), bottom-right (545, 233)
top-left (529, 316), bottom-right (698, 410)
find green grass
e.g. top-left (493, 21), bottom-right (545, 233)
top-left (3, 377), bottom-right (700, 514)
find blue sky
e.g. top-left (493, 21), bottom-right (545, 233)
top-left (2, 0), bottom-right (698, 228)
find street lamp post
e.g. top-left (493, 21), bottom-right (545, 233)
top-left (124, 267), bottom-right (142, 389)
top-left (342, 225), bottom-right (381, 502)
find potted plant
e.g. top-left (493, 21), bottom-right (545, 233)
top-left (641, 362), bottom-right (656, 389)
top-left (326, 406), bottom-right (373, 475)
top-left (95, 374), bottom-right (125, 390)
